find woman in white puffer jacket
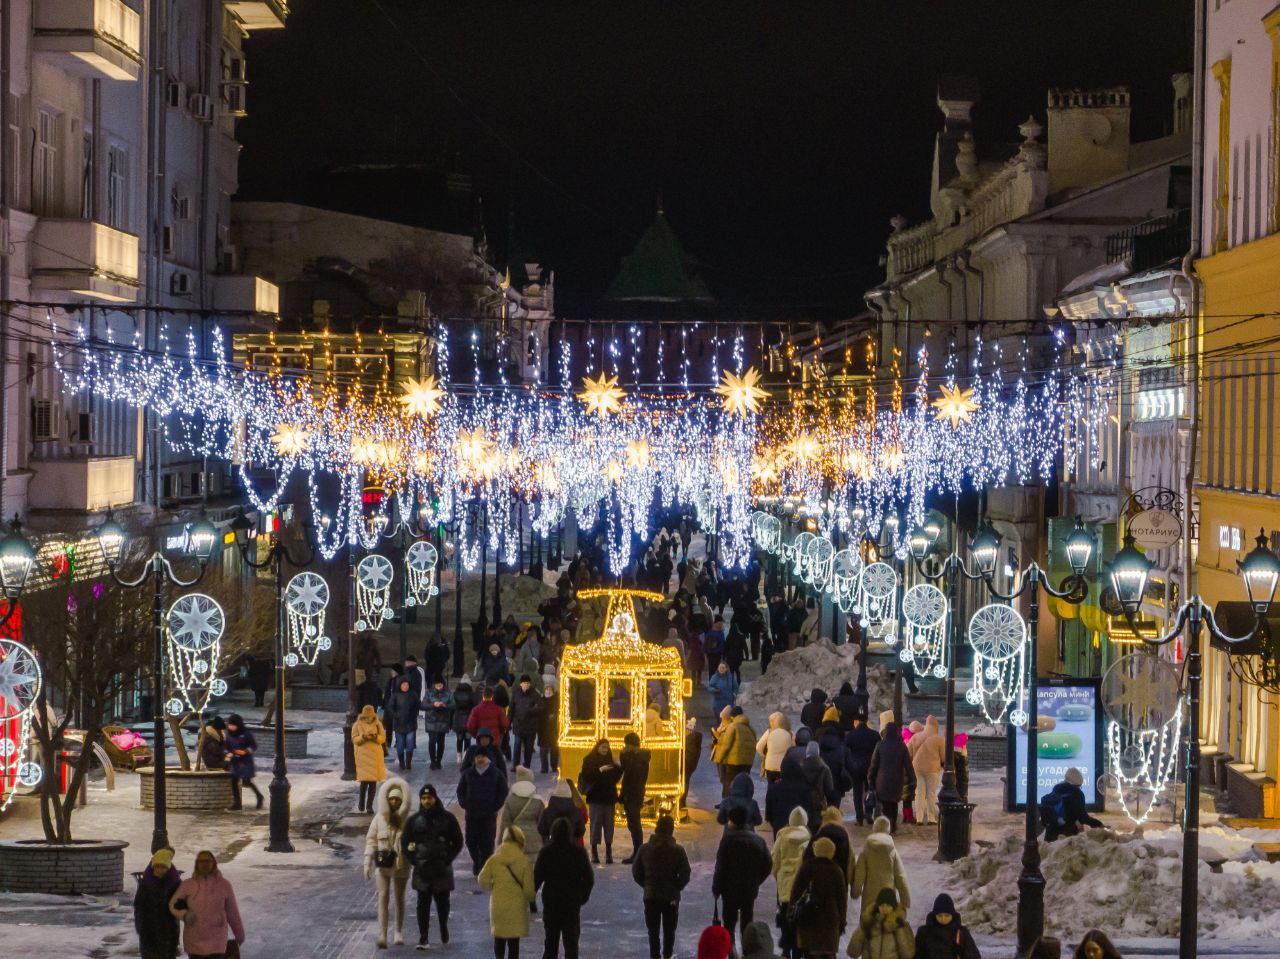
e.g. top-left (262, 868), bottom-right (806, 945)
top-left (756, 711), bottom-right (793, 782)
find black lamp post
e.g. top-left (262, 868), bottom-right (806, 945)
top-left (0, 516), bottom-right (37, 627)
top-left (97, 509), bottom-right (215, 853)
top-left (229, 511), bottom-right (317, 853)
top-left (1109, 529), bottom-right (1279, 959)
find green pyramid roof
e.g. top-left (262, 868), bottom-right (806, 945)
top-left (605, 212), bottom-right (714, 304)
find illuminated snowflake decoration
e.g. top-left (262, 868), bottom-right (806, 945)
top-left (932, 383), bottom-right (980, 427)
top-left (285, 571), bottom-right (330, 666)
top-left (399, 375), bottom-right (445, 418)
top-left (1102, 652), bottom-right (1183, 825)
top-left (404, 540), bottom-right (439, 606)
top-left (966, 603), bottom-right (1027, 725)
top-left (166, 593), bottom-right (225, 716)
top-left (0, 640), bottom-right (42, 718)
top-left (900, 584), bottom-right (948, 677)
top-left (857, 561), bottom-right (898, 638)
top-left (356, 554), bottom-right (395, 631)
top-left (577, 372), bottom-right (626, 417)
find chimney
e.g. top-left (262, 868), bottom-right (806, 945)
top-left (932, 76), bottom-right (980, 217)
top-left (1171, 73), bottom-right (1192, 135)
top-left (1045, 86), bottom-right (1131, 194)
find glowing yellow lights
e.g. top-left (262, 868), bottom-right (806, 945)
top-left (454, 428), bottom-right (492, 465)
top-left (751, 453), bottom-right (781, 485)
top-left (787, 434), bottom-right (821, 464)
top-left (713, 366), bottom-right (769, 416)
top-left (602, 460), bottom-right (625, 484)
top-left (879, 445), bottom-right (905, 472)
top-left (352, 439), bottom-right (399, 470)
top-left (271, 424), bottom-right (309, 456)
top-left (625, 438), bottom-right (651, 469)
top-left (932, 383), bottom-right (980, 427)
top-left (399, 375), bottom-right (445, 418)
top-left (412, 452), bottom-right (431, 475)
top-left (843, 448), bottom-right (874, 480)
top-left (578, 372), bottom-right (627, 417)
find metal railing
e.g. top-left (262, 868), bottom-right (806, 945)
top-left (1105, 208), bottom-right (1191, 273)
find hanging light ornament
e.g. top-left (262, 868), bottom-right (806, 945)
top-left (832, 548), bottom-right (863, 613)
top-left (283, 571), bottom-right (330, 667)
top-left (578, 372), bottom-right (626, 417)
top-left (713, 366), bottom-right (770, 416)
top-left (355, 554), bottom-right (395, 631)
top-left (858, 561), bottom-right (898, 637)
top-left (271, 424), bottom-right (309, 457)
top-left (1101, 651), bottom-right (1183, 825)
top-left (165, 593), bottom-right (226, 717)
top-left (900, 583), bottom-right (948, 678)
top-left (806, 536), bottom-right (835, 593)
top-left (0, 638), bottom-right (42, 810)
top-left (404, 540), bottom-right (439, 606)
top-left (932, 383), bottom-right (980, 427)
top-left (964, 602), bottom-right (1027, 725)
top-left (399, 375), bottom-right (445, 418)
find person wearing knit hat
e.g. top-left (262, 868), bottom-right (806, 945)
top-left (478, 826), bottom-right (536, 957)
top-left (878, 709), bottom-right (896, 731)
top-left (846, 888), bottom-right (914, 959)
top-left (509, 674), bottom-right (544, 772)
top-left (697, 923), bottom-right (733, 959)
top-left (1040, 768), bottom-right (1103, 842)
top-left (498, 766), bottom-right (547, 865)
top-left (134, 848), bottom-right (181, 959)
top-left (790, 834), bottom-right (848, 958)
top-left (821, 705), bottom-right (842, 730)
top-left (403, 782), bottom-right (463, 949)
top-left (914, 893), bottom-right (980, 959)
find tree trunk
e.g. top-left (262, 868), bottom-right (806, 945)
top-left (170, 716), bottom-right (191, 770)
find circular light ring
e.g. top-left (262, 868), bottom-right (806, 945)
top-left (966, 603), bottom-right (1027, 662)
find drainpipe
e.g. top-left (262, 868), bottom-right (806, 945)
top-left (0, 0), bottom-right (11, 516)
top-left (958, 252), bottom-right (985, 370)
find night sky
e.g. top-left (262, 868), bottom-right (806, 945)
top-left (237, 1), bottom-right (1193, 316)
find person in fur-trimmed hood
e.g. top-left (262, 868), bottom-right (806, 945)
top-left (846, 888), bottom-right (914, 959)
top-left (498, 766), bottom-right (546, 864)
top-left (363, 776), bottom-right (413, 948)
top-left (851, 816), bottom-right (910, 924)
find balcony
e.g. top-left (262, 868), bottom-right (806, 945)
top-left (224, 0), bottom-right (288, 31)
top-left (33, 0), bottom-right (142, 82)
top-left (213, 274), bottom-right (280, 327)
top-left (28, 455), bottom-right (135, 512)
top-left (1105, 208), bottom-right (1191, 275)
top-left (31, 220), bottom-right (140, 302)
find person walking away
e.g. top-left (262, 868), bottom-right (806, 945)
top-left (578, 738), bottom-right (623, 864)
top-left (953, 733), bottom-right (970, 802)
top-left (246, 654), bottom-right (271, 708)
top-left (846, 889), bottom-right (914, 959)
top-left (469, 685), bottom-right (511, 745)
top-left (789, 835), bottom-right (848, 959)
top-left (786, 598), bottom-right (807, 650)
top-left (353, 704), bottom-right (389, 812)
top-left (387, 678), bottom-right (420, 770)
top-left (422, 678), bottom-right (454, 771)
top-left (724, 619), bottom-right (748, 684)
top-left (770, 807), bottom-right (810, 958)
top-left (868, 722), bottom-right (914, 833)
top-left (742, 921), bottom-right (784, 959)
top-left (912, 894), bottom-right (981, 959)
top-left (818, 724), bottom-right (853, 808)
top-left (710, 705), bottom-right (733, 792)
top-left (401, 783), bottom-right (463, 951)
top-left (1073, 930), bottom-right (1123, 959)
top-left (712, 805), bottom-right (772, 950)
top-left (707, 662), bottom-right (738, 717)
top-left (363, 777), bottom-right (413, 947)
top-left (458, 749), bottom-right (510, 874)
top-left (134, 849), bottom-right (181, 959)
top-left (631, 813), bottom-right (691, 959)
top-left (509, 675), bottom-right (544, 771)
top-left (800, 690), bottom-right (828, 737)
top-left (682, 718), bottom-right (702, 807)
top-left (711, 706), bottom-right (756, 798)
top-left (539, 679), bottom-right (560, 774)
top-left (907, 716), bottom-right (945, 826)
top-left (223, 714), bottom-right (261, 810)
top-left (425, 637), bottom-right (451, 686)
top-left (619, 732), bottom-right (651, 863)
top-left (844, 711), bottom-right (880, 825)
top-left (798, 741), bottom-right (834, 815)
top-left (784, 727), bottom-right (813, 769)
top-left (717, 770), bottom-right (763, 830)
top-left (498, 766), bottom-right (546, 866)
top-left (686, 630), bottom-right (706, 687)
top-left (1040, 767), bottom-right (1103, 841)
top-left (766, 756), bottom-right (819, 837)
top-left (850, 816), bottom-right (910, 923)
top-left (452, 681), bottom-right (477, 762)
top-left (539, 779), bottom-right (586, 844)
top-left (757, 712), bottom-right (793, 783)
top-left (477, 826), bottom-right (537, 959)
top-left (535, 817), bottom-right (594, 959)
top-left (703, 619), bottom-right (727, 676)
top-left (168, 850), bottom-right (244, 959)
top-left (197, 716), bottom-right (226, 771)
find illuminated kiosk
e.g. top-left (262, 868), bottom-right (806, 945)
top-left (559, 589), bottom-right (692, 817)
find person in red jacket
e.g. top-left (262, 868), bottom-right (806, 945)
top-left (467, 686), bottom-right (510, 740)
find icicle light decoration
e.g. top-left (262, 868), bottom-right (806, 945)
top-left (165, 593), bottom-right (226, 717)
top-left (284, 571), bottom-right (330, 667)
top-left (964, 602), bottom-right (1028, 725)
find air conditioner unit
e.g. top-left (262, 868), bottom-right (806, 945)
top-left (31, 398), bottom-right (62, 442)
top-left (167, 81), bottom-right (187, 108)
top-left (188, 93), bottom-right (213, 123)
top-left (75, 411), bottom-right (96, 444)
top-left (173, 195), bottom-right (193, 221)
top-left (170, 271), bottom-right (193, 296)
top-left (221, 82), bottom-right (247, 118)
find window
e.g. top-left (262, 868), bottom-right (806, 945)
top-left (107, 145), bottom-right (128, 230)
top-left (34, 109), bottom-right (61, 216)
top-left (1266, 9), bottom-right (1280, 232)
top-left (80, 133), bottom-right (93, 219)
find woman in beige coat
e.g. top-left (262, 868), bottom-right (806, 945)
top-left (756, 711), bottom-right (794, 782)
top-left (352, 704), bottom-right (387, 813)
top-left (477, 826), bottom-right (537, 958)
top-left (363, 777), bottom-right (412, 948)
top-left (851, 816), bottom-right (911, 924)
top-left (497, 767), bottom-right (546, 865)
top-left (770, 805), bottom-right (811, 954)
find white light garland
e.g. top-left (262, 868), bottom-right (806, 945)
top-left (964, 602), bottom-right (1028, 725)
top-left (404, 540), bottom-right (440, 607)
top-left (858, 561), bottom-right (898, 638)
top-left (165, 593), bottom-right (226, 717)
top-left (284, 571), bottom-right (331, 667)
top-left (900, 583), bottom-right (948, 678)
top-left (355, 554), bottom-right (395, 631)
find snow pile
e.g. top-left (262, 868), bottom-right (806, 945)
top-left (953, 829), bottom-right (1280, 938)
top-left (737, 640), bottom-right (892, 719)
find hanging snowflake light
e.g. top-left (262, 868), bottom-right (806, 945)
top-left (832, 549), bottom-right (863, 613)
top-left (965, 603), bottom-right (1027, 725)
top-left (0, 639), bottom-right (42, 811)
top-left (805, 536), bottom-right (834, 593)
top-left (858, 561), bottom-right (898, 638)
top-left (355, 554), bottom-right (395, 631)
top-left (284, 571), bottom-right (330, 667)
top-left (900, 583), bottom-right (948, 678)
top-left (404, 540), bottom-right (439, 606)
top-left (1101, 652), bottom-right (1182, 825)
top-left (165, 593), bottom-right (226, 716)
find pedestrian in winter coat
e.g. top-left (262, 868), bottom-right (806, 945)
top-left (717, 770), bottom-right (763, 830)
top-left (847, 889), bottom-right (914, 959)
top-left (479, 644), bottom-right (511, 688)
top-left (1072, 930), bottom-right (1123, 959)
top-left (952, 734), bottom-right (970, 802)
top-left (711, 707), bottom-right (757, 796)
top-left (508, 675), bottom-right (544, 770)
top-left (197, 716), bottom-right (225, 771)
top-left (424, 638), bottom-right (451, 686)
top-left (766, 755), bottom-right (820, 835)
top-left (791, 835), bottom-right (849, 958)
top-left (683, 717), bottom-right (703, 806)
top-left (468, 686), bottom-right (511, 740)
top-left (805, 805), bottom-right (854, 878)
top-left (539, 779), bottom-right (586, 842)
top-left (463, 726), bottom-right (509, 775)
top-left (388, 679), bottom-right (421, 770)
top-left (801, 689), bottom-right (828, 732)
top-left (845, 716), bottom-right (880, 825)
top-left (539, 680), bottom-right (561, 774)
top-left (578, 739), bottom-right (624, 863)
top-left (478, 826), bottom-right (537, 958)
top-left (458, 750), bottom-right (510, 874)
top-left (401, 783), bottom-right (463, 949)
top-left (771, 806), bottom-right (810, 955)
top-left (913, 893), bottom-right (981, 959)
top-left (619, 732), bottom-right (651, 863)
top-left (710, 705), bottom-right (733, 789)
top-left (799, 741), bottom-right (835, 813)
top-left (363, 777), bottom-right (413, 947)
top-left (498, 766), bottom-right (546, 865)
top-left (907, 716), bottom-right (945, 826)
top-left (451, 682), bottom-right (476, 759)
top-left (851, 816), bottom-right (910, 923)
top-left (223, 714), bottom-right (261, 810)
top-left (698, 924), bottom-right (734, 959)
top-left (1040, 768), bottom-right (1104, 841)
top-left (712, 805), bottom-right (773, 949)
top-left (134, 849), bottom-right (181, 959)
top-left (832, 682), bottom-right (862, 733)
top-left (421, 679), bottom-right (454, 770)
top-left (784, 726), bottom-right (814, 769)
top-left (742, 921), bottom-right (785, 959)
top-left (707, 662), bottom-right (739, 715)
top-left (535, 817), bottom-right (594, 959)
top-left (168, 850), bottom-right (244, 959)
top-left (632, 813), bottom-right (692, 959)
top-left (757, 712), bottom-right (794, 781)
top-left (704, 620), bottom-right (727, 674)
top-left (352, 704), bottom-right (388, 812)
top-left (819, 725), bottom-right (854, 806)
top-left (869, 723), bottom-right (915, 832)
top-left (687, 631), bottom-right (706, 685)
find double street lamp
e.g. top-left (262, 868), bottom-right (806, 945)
top-left (0, 516), bottom-right (38, 626)
top-left (96, 510), bottom-right (216, 853)
top-left (1108, 529), bottom-right (1280, 959)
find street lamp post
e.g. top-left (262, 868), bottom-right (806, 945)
top-left (229, 512), bottom-right (317, 853)
top-left (0, 517), bottom-right (37, 628)
top-left (1109, 529), bottom-right (1280, 959)
top-left (97, 509), bottom-right (216, 853)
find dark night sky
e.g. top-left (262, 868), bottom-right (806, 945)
top-left (236, 1), bottom-right (1193, 316)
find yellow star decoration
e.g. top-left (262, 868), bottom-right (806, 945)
top-left (271, 424), bottom-right (309, 457)
top-left (932, 383), bottom-right (980, 428)
top-left (578, 373), bottom-right (626, 418)
top-left (625, 439), bottom-right (651, 469)
top-left (751, 453), bottom-right (780, 485)
top-left (454, 428), bottom-right (492, 466)
top-left (842, 449), bottom-right (874, 480)
top-left (879, 446), bottom-right (905, 472)
top-left (412, 452), bottom-right (431, 475)
top-left (602, 460), bottom-right (625, 484)
top-left (713, 367), bottom-right (770, 417)
top-left (787, 434), bottom-right (820, 464)
top-left (399, 375), bottom-right (445, 418)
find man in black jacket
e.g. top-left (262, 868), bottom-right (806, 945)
top-left (456, 750), bottom-right (509, 874)
top-left (401, 784), bottom-right (464, 948)
top-left (799, 689), bottom-right (827, 732)
top-left (681, 719), bottom-right (702, 808)
top-left (535, 817), bottom-right (595, 959)
top-left (844, 711), bottom-right (880, 825)
top-left (618, 732), bottom-right (651, 864)
top-left (508, 675), bottom-right (544, 770)
top-left (1040, 767), bottom-right (1103, 841)
top-left (712, 806), bottom-right (772, 950)
top-left (632, 814), bottom-right (691, 959)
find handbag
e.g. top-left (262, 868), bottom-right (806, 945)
top-left (225, 940), bottom-right (241, 959)
top-left (789, 886), bottom-right (818, 927)
top-left (374, 848), bottom-right (397, 869)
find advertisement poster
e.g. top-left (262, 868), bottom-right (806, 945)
top-left (1007, 679), bottom-right (1104, 811)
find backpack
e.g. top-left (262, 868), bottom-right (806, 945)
top-left (1040, 791), bottom-right (1067, 827)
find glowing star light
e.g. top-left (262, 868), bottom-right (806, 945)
top-left (713, 367), bottom-right (769, 416)
top-left (625, 439), bottom-right (651, 469)
top-left (271, 424), bottom-right (309, 457)
top-left (399, 375), bottom-right (445, 418)
top-left (932, 383), bottom-right (980, 427)
top-left (578, 373), bottom-right (626, 418)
